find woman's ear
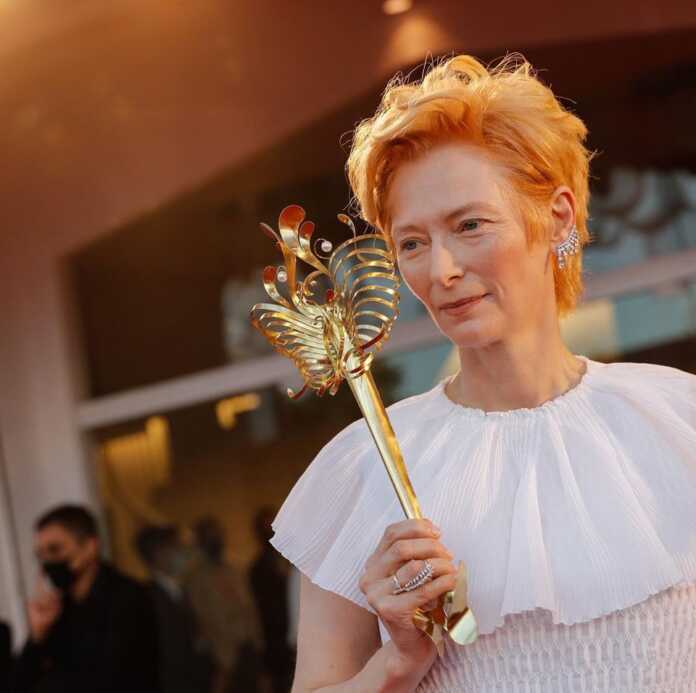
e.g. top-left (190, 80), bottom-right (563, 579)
top-left (549, 186), bottom-right (576, 246)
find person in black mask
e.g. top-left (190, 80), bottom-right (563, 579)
top-left (11, 504), bottom-right (160, 693)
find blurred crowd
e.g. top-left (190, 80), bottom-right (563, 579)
top-left (6, 504), bottom-right (296, 693)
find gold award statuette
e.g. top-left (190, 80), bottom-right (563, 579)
top-left (250, 205), bottom-right (477, 652)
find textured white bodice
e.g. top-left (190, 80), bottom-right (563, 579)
top-left (271, 358), bottom-right (696, 691)
top-left (419, 582), bottom-right (696, 692)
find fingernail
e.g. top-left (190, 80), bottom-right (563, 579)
top-left (431, 527), bottom-right (441, 537)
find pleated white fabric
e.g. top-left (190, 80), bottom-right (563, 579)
top-left (420, 582), bottom-right (696, 692)
top-left (271, 358), bottom-right (696, 691)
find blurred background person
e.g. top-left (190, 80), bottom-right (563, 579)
top-left (287, 565), bottom-right (301, 654)
top-left (250, 507), bottom-right (294, 693)
top-left (1, 619), bottom-right (11, 693)
top-left (188, 515), bottom-right (264, 693)
top-left (11, 504), bottom-right (159, 693)
top-left (135, 524), bottom-right (214, 693)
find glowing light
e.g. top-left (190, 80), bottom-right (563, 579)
top-left (216, 392), bottom-right (262, 430)
top-left (382, 0), bottom-right (413, 16)
top-left (100, 416), bottom-right (172, 513)
top-left (379, 12), bottom-right (452, 72)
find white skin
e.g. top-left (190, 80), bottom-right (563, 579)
top-left (292, 141), bottom-right (585, 692)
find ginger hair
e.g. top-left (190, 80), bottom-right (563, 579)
top-left (346, 54), bottom-right (593, 315)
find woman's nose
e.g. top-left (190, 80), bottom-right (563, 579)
top-left (430, 242), bottom-right (463, 287)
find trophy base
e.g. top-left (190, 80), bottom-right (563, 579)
top-left (412, 562), bottom-right (478, 654)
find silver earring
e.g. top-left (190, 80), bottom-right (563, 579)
top-left (555, 225), bottom-right (580, 269)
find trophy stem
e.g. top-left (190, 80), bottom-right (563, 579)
top-left (345, 362), bottom-right (478, 650)
top-left (344, 366), bottom-right (422, 521)
top-left (250, 206), bottom-right (477, 649)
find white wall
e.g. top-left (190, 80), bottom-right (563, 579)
top-left (0, 246), bottom-right (96, 646)
top-left (0, 432), bottom-right (27, 648)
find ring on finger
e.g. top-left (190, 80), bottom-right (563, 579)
top-left (392, 560), bottom-right (434, 595)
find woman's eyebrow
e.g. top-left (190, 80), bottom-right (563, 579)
top-left (442, 202), bottom-right (500, 221)
top-left (392, 202), bottom-right (499, 236)
top-left (391, 223), bottom-right (420, 238)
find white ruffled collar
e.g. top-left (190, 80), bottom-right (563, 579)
top-left (271, 359), bottom-right (696, 636)
top-left (435, 354), bottom-right (594, 419)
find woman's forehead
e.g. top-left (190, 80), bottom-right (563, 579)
top-left (388, 144), bottom-right (506, 232)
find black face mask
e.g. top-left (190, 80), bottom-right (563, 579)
top-left (43, 560), bottom-right (77, 592)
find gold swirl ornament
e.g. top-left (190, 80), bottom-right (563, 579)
top-left (250, 205), bottom-right (477, 652)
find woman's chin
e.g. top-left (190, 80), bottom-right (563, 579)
top-left (439, 317), bottom-right (500, 349)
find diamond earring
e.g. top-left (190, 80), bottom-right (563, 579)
top-left (555, 225), bottom-right (580, 269)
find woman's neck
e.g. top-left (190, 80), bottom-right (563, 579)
top-left (447, 328), bottom-right (585, 413)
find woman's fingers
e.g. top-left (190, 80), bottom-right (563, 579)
top-left (368, 572), bottom-right (459, 625)
top-left (359, 518), bottom-right (457, 620)
top-left (363, 558), bottom-right (456, 605)
top-left (358, 519), bottom-right (461, 637)
top-left (380, 537), bottom-right (453, 576)
top-left (406, 571), bottom-right (459, 608)
top-left (362, 518), bottom-right (453, 585)
top-left (375, 519), bottom-right (440, 556)
top-left (420, 599), bottom-right (439, 612)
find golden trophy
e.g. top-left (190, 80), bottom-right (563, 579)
top-left (250, 205), bottom-right (477, 651)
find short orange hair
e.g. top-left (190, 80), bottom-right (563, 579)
top-left (346, 54), bottom-right (594, 315)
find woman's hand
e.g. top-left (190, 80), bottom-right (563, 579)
top-left (358, 519), bottom-right (457, 680)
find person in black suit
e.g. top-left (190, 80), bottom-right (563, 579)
top-left (0, 620), bottom-right (11, 693)
top-left (249, 507), bottom-right (295, 693)
top-left (11, 504), bottom-right (159, 693)
top-left (135, 525), bottom-right (214, 693)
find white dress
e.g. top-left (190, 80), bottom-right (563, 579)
top-left (271, 358), bottom-right (696, 692)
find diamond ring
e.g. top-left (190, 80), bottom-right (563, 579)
top-left (392, 560), bottom-right (434, 595)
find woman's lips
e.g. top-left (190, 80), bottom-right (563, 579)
top-left (439, 294), bottom-right (487, 316)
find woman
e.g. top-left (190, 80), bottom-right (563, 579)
top-left (270, 55), bottom-right (696, 692)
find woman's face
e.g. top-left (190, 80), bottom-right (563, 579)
top-left (387, 142), bottom-right (557, 349)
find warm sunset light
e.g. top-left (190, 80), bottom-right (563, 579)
top-left (382, 0), bottom-right (413, 16)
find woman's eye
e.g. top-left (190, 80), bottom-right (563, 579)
top-left (399, 239), bottom-right (420, 252)
top-left (456, 219), bottom-right (482, 233)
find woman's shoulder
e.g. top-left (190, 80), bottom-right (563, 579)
top-left (590, 357), bottom-right (695, 383)
top-left (585, 357), bottom-right (696, 410)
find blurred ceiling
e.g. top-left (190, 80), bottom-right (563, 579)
top-left (2, 0), bottom-right (696, 259)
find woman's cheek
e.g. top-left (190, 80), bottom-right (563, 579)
top-left (403, 268), bottom-right (433, 313)
top-left (481, 235), bottom-right (524, 284)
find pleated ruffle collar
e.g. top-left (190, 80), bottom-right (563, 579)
top-left (434, 355), bottom-right (593, 419)
top-left (271, 358), bottom-right (696, 635)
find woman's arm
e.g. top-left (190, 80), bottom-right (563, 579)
top-left (292, 519), bottom-right (456, 692)
top-left (291, 576), bottom-right (432, 693)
